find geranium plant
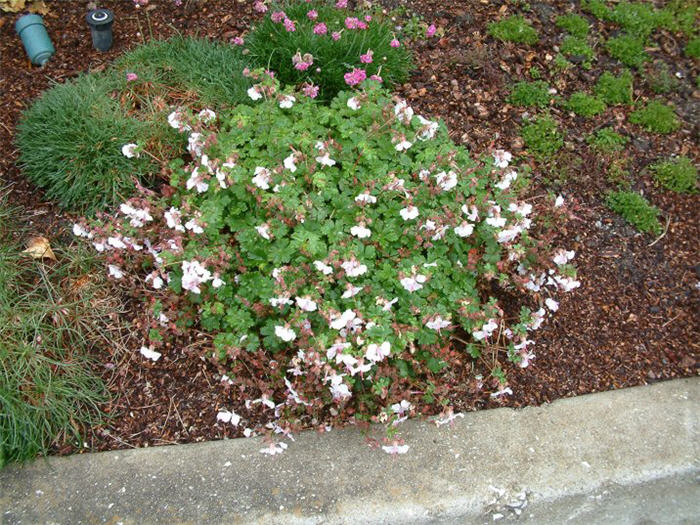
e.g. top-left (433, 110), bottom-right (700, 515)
top-left (77, 74), bottom-right (578, 449)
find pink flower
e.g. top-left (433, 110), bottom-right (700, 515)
top-left (253, 1), bottom-right (267, 13)
top-left (370, 74), bottom-right (383, 83)
top-left (283, 18), bottom-right (296, 32)
top-left (343, 67), bottom-right (367, 87)
top-left (364, 15), bottom-right (372, 22)
top-left (313, 22), bottom-right (327, 35)
top-left (345, 17), bottom-right (360, 29)
top-left (390, 38), bottom-right (400, 48)
top-left (307, 9), bottom-right (318, 20)
top-left (295, 61), bottom-right (310, 71)
top-left (426, 24), bottom-right (437, 37)
top-left (360, 49), bottom-right (373, 63)
top-left (232, 36), bottom-right (244, 45)
top-left (331, 31), bottom-right (341, 41)
top-left (126, 72), bottom-right (138, 82)
top-left (335, 0), bottom-right (347, 7)
top-left (271, 11), bottom-right (285, 23)
top-left (302, 83), bottom-right (319, 98)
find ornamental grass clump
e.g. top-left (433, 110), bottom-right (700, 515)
top-left (245, 0), bottom-right (412, 101)
top-left (76, 75), bottom-right (579, 452)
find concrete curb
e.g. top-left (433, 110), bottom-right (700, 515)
top-left (1, 378), bottom-right (698, 524)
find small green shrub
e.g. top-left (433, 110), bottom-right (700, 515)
top-left (246, 0), bottom-right (412, 101)
top-left (587, 127), bottom-right (629, 153)
top-left (521, 115), bottom-right (564, 158)
top-left (564, 92), bottom-right (606, 117)
top-left (560, 35), bottom-right (595, 68)
top-left (508, 81), bottom-right (551, 107)
top-left (555, 13), bottom-right (590, 37)
top-left (659, 0), bottom-right (699, 36)
top-left (0, 196), bottom-right (109, 465)
top-left (685, 37), bottom-right (700, 59)
top-left (609, 2), bottom-right (660, 40)
top-left (606, 191), bottom-right (662, 234)
top-left (629, 100), bottom-right (680, 134)
top-left (643, 61), bottom-right (679, 94)
top-left (651, 157), bottom-right (697, 193)
top-left (606, 34), bottom-right (648, 68)
top-left (582, 0), bottom-right (612, 21)
top-left (594, 70), bottom-right (633, 105)
top-left (488, 15), bottom-right (539, 45)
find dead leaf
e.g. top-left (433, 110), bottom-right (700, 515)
top-left (23, 236), bottom-right (57, 261)
top-left (28, 0), bottom-right (50, 15)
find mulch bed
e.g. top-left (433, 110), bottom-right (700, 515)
top-left (0, 0), bottom-right (697, 454)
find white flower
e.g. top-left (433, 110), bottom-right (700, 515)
top-left (269, 295), bottom-right (293, 308)
top-left (186, 166), bottom-right (209, 193)
top-left (255, 223), bottom-right (272, 240)
top-left (545, 298), bottom-right (559, 311)
top-left (314, 260), bottom-right (333, 275)
top-left (216, 409), bottom-right (241, 426)
top-left (400, 206), bottom-right (419, 221)
top-left (107, 236), bottom-right (126, 249)
top-left (283, 154), bottom-right (297, 172)
top-left (493, 149), bottom-right (512, 168)
top-left (355, 192), bottom-right (376, 204)
top-left (391, 399), bottom-right (412, 415)
top-left (295, 296), bottom-right (317, 312)
top-left (350, 224), bottom-right (371, 239)
top-left (486, 216), bottom-right (507, 228)
top-left (473, 318), bottom-right (498, 340)
top-left (553, 275), bottom-right (581, 292)
top-left (554, 195), bottom-right (565, 207)
top-left (381, 297), bottom-right (399, 311)
top-left (121, 143), bottom-right (139, 158)
top-left (495, 170), bottom-right (517, 190)
top-left (275, 325), bottom-right (296, 342)
top-left (212, 275), bottom-right (225, 288)
top-left (425, 315), bottom-right (450, 331)
top-left (252, 166), bottom-right (272, 190)
top-left (395, 139), bottom-right (413, 152)
top-left (187, 132), bottom-right (204, 157)
top-left (330, 309), bottom-right (357, 330)
top-left (530, 308), bottom-right (546, 330)
top-left (119, 203), bottom-right (152, 228)
top-left (508, 202), bottom-right (533, 216)
top-left (247, 86), bottom-right (262, 101)
top-left (164, 207), bottom-right (185, 232)
top-left (167, 110), bottom-right (191, 131)
top-left (72, 223), bottom-right (92, 238)
top-left (462, 204), bottom-right (479, 222)
top-left (431, 225), bottom-right (448, 240)
top-left (145, 272), bottom-right (164, 289)
top-left (382, 444), bottom-right (409, 455)
top-left (435, 170), bottom-right (457, 191)
top-left (365, 342), bottom-right (391, 362)
top-left (215, 168), bottom-right (227, 189)
top-left (316, 153), bottom-right (336, 166)
top-left (198, 108), bottom-right (216, 124)
top-left (552, 249), bottom-right (575, 266)
top-left (108, 264), bottom-right (124, 279)
top-left (341, 285), bottom-right (363, 299)
top-left (139, 346), bottom-right (162, 361)
top-left (243, 428), bottom-right (254, 438)
top-left (416, 115), bottom-right (439, 140)
top-left (454, 222), bottom-right (474, 238)
top-left (347, 96), bottom-right (361, 110)
top-left (341, 259), bottom-right (368, 277)
top-left (260, 442), bottom-right (288, 455)
top-left (490, 386), bottom-right (513, 398)
top-left (181, 260), bottom-right (212, 294)
top-left (185, 219), bottom-right (204, 234)
top-left (497, 226), bottom-right (521, 244)
top-left (394, 100), bottom-right (414, 125)
top-left (279, 94), bottom-right (296, 109)
top-left (400, 274), bottom-right (427, 292)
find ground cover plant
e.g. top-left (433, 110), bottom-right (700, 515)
top-left (75, 76), bottom-right (579, 447)
top-left (629, 100), bottom-right (680, 134)
top-left (487, 15), bottom-right (538, 45)
top-left (245, 0), bottom-right (412, 101)
top-left (507, 81), bottom-right (551, 108)
top-left (606, 190), bottom-right (662, 235)
top-left (1, 0), bottom-right (697, 459)
top-left (0, 193), bottom-right (111, 466)
top-left (651, 157), bottom-right (697, 194)
top-left (564, 92), bottom-right (606, 117)
top-left (521, 115), bottom-right (564, 159)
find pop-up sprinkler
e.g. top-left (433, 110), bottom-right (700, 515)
top-left (15, 14), bottom-right (55, 66)
top-left (86, 9), bottom-right (114, 52)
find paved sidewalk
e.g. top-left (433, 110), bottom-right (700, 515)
top-left (1, 377), bottom-right (698, 524)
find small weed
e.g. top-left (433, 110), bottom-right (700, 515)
top-left (521, 114), bottom-right (564, 159)
top-left (606, 191), bottom-right (662, 234)
top-left (508, 81), bottom-right (551, 107)
top-left (606, 158), bottom-right (630, 186)
top-left (651, 156), bottom-right (698, 193)
top-left (629, 100), bottom-right (680, 134)
top-left (606, 34), bottom-right (649, 68)
top-left (587, 127), bottom-right (629, 154)
top-left (582, 0), bottom-right (613, 21)
top-left (488, 15), bottom-right (539, 45)
top-left (553, 53), bottom-right (573, 71)
top-left (594, 70), bottom-right (633, 105)
top-left (560, 35), bottom-right (595, 69)
top-left (564, 92), bottom-right (606, 117)
top-left (528, 66), bottom-right (541, 80)
top-left (643, 61), bottom-right (679, 94)
top-left (555, 13), bottom-right (590, 38)
top-left (685, 37), bottom-right (700, 59)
